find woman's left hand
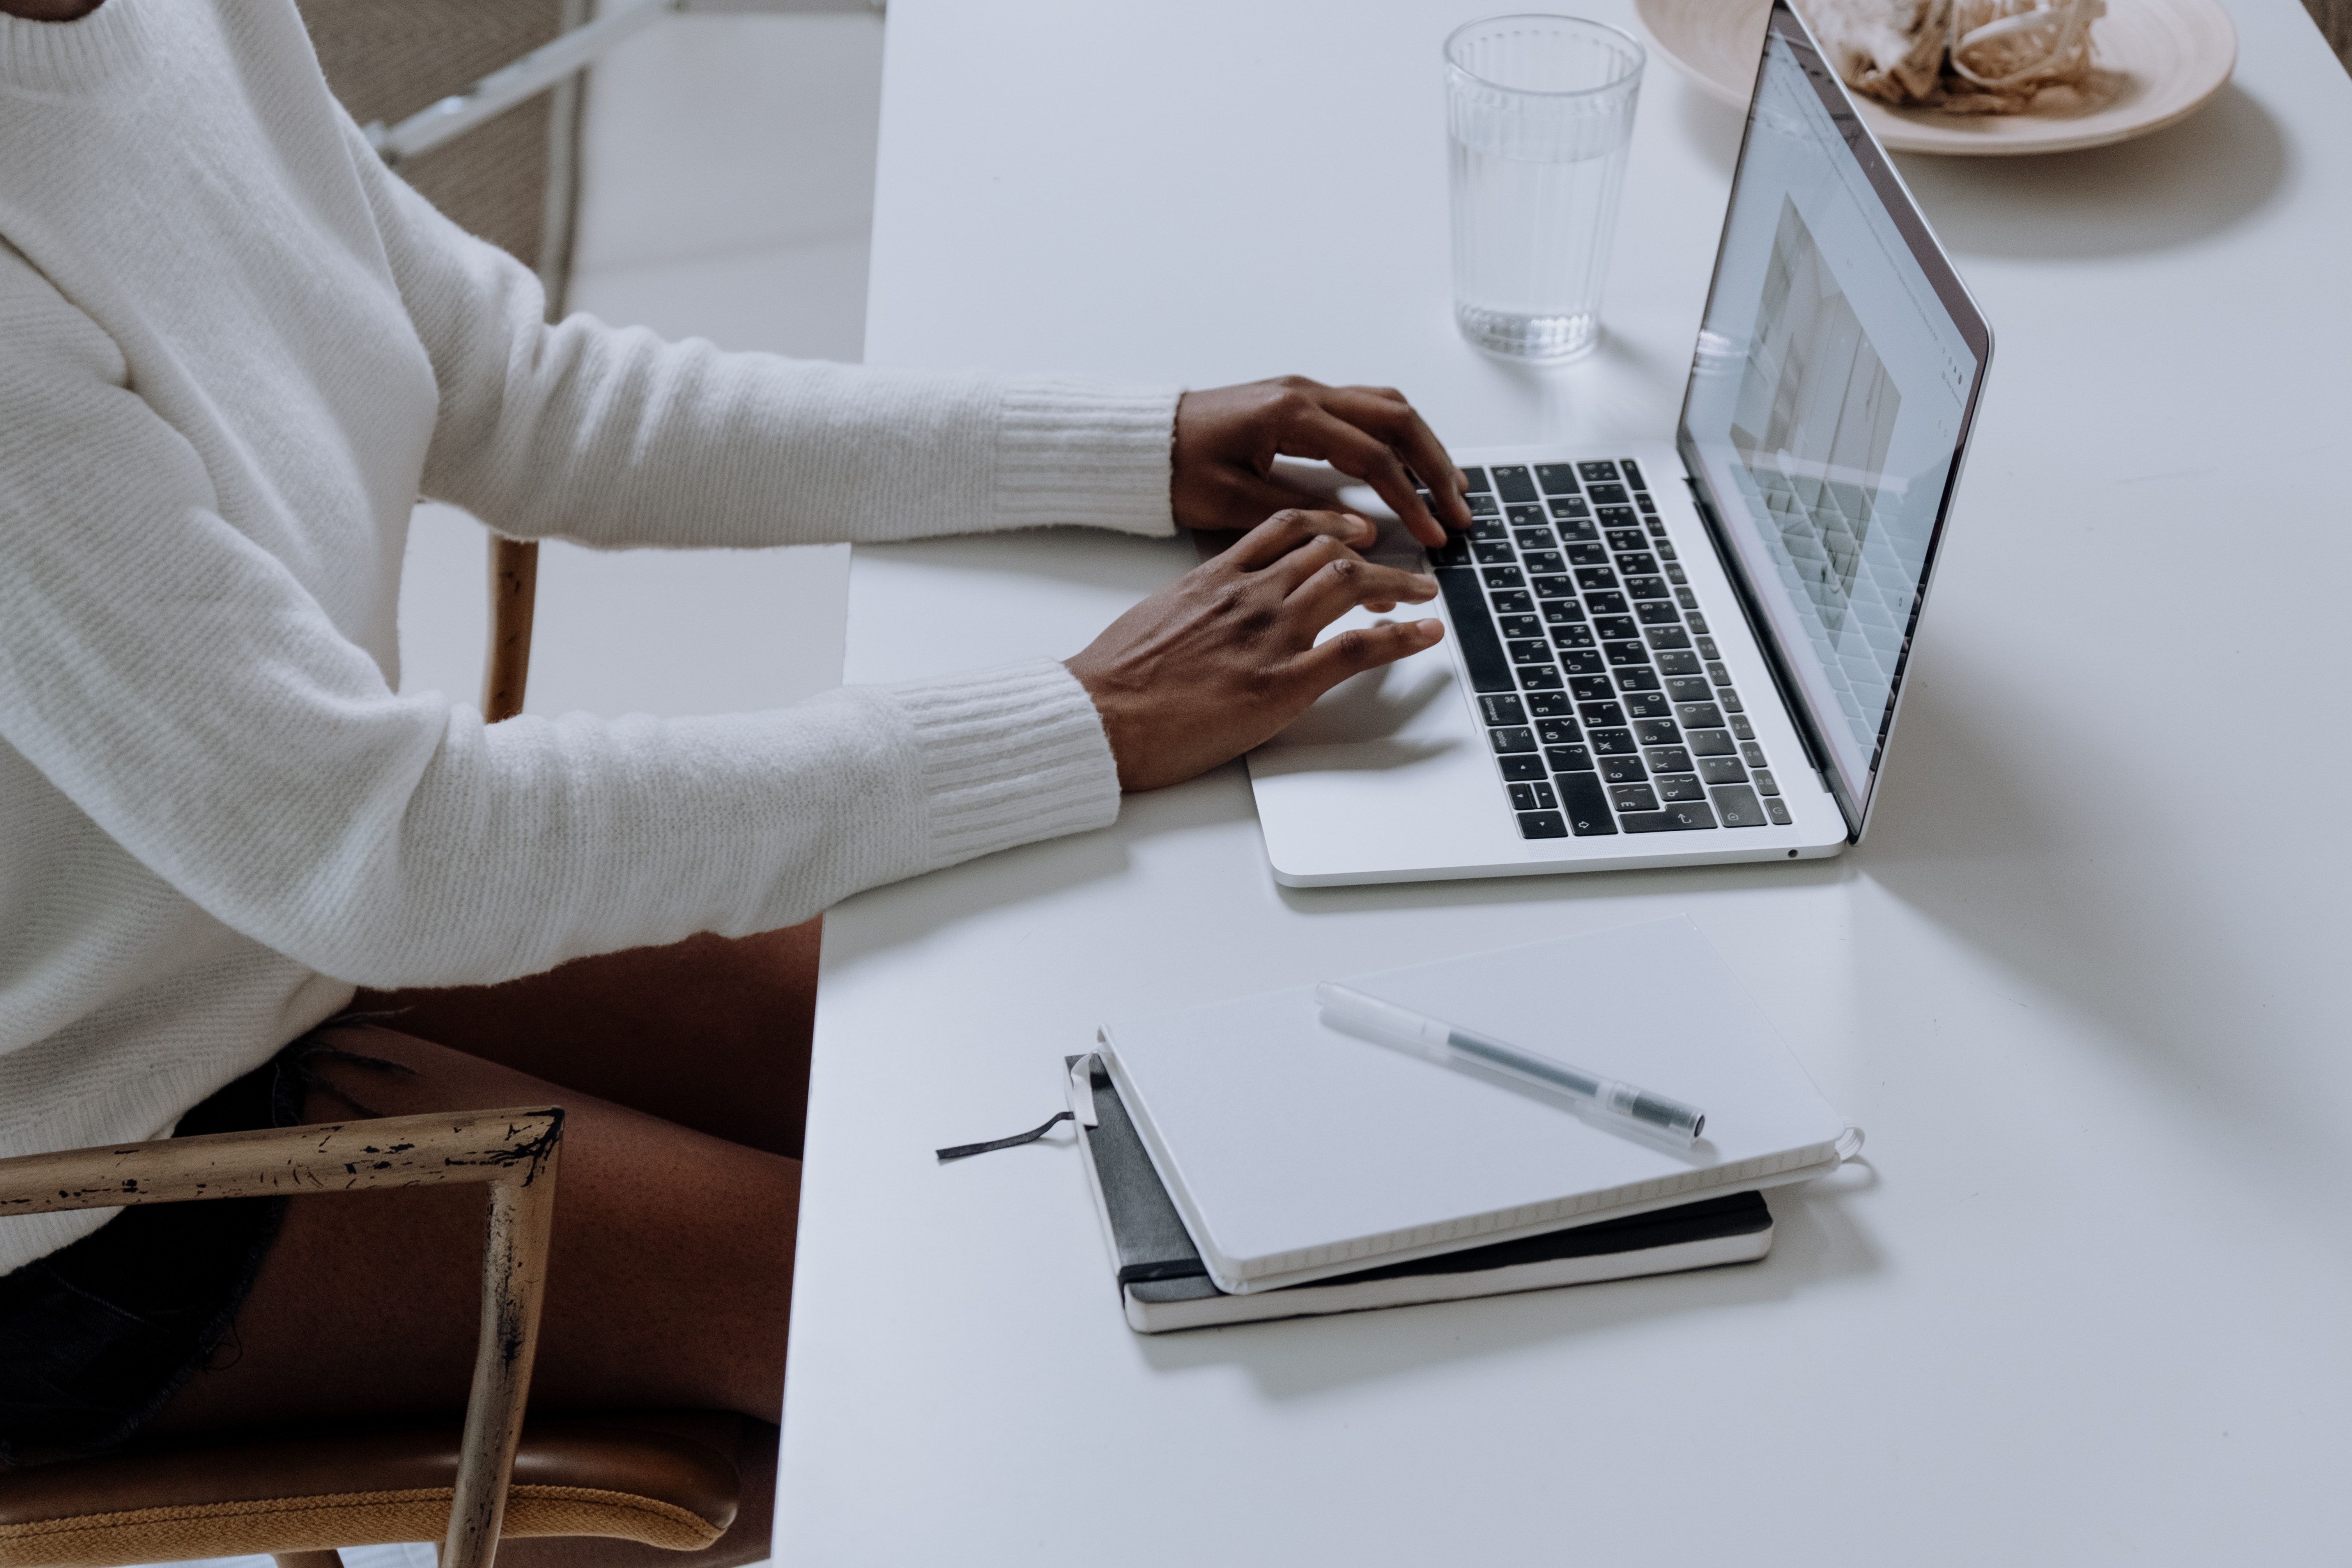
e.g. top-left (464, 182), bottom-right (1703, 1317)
top-left (1172, 376), bottom-right (1473, 547)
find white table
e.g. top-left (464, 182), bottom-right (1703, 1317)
top-left (778, 4), bottom-right (2352, 1562)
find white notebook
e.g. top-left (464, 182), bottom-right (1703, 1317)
top-left (1096, 917), bottom-right (1849, 1294)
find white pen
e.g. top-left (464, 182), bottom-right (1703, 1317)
top-left (1315, 981), bottom-right (1708, 1145)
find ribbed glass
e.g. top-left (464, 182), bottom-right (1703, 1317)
top-left (1444, 15), bottom-right (1645, 361)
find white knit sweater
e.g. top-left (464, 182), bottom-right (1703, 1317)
top-left (0, 0), bottom-right (1179, 1273)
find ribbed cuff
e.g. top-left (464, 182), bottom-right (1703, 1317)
top-left (993, 375), bottom-right (1180, 537)
top-left (872, 659), bottom-right (1121, 872)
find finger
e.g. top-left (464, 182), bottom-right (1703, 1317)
top-left (1222, 507), bottom-right (1375, 572)
top-left (1276, 408), bottom-right (1449, 549)
top-left (1292, 618), bottom-right (1448, 690)
top-left (1325, 387), bottom-right (1474, 537)
top-left (1256, 531), bottom-right (1365, 595)
top-left (1196, 469), bottom-right (1363, 537)
top-left (1283, 554), bottom-right (1439, 630)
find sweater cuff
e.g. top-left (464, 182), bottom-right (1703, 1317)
top-left (871, 659), bottom-right (1122, 873)
top-left (993, 375), bottom-right (1180, 538)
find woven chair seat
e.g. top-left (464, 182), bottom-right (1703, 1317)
top-left (0, 1411), bottom-right (745, 1568)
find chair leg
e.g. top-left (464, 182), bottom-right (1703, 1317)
top-left (274, 1552), bottom-right (346, 1568)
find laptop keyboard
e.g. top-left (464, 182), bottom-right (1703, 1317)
top-left (1422, 459), bottom-right (1795, 841)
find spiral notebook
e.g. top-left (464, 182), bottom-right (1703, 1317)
top-left (1095, 917), bottom-right (1849, 1294)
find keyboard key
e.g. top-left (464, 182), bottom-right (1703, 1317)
top-left (1505, 504), bottom-right (1548, 530)
top-left (1599, 753), bottom-right (1648, 784)
top-left (1567, 542), bottom-right (1610, 567)
top-left (1719, 688), bottom-right (1743, 712)
top-left (1479, 694), bottom-right (1527, 726)
top-left (1605, 528), bottom-right (1647, 552)
top-left (1554, 515), bottom-right (1598, 542)
top-left (1621, 690), bottom-right (1675, 720)
top-left (1523, 550), bottom-right (1566, 576)
top-left (1482, 566), bottom-right (1525, 589)
top-left (1677, 702), bottom-right (1726, 730)
top-left (1526, 690), bottom-right (1573, 717)
top-left (1656, 773), bottom-right (1707, 803)
top-left (1596, 506), bottom-right (1639, 529)
top-left (1706, 661), bottom-right (1733, 686)
top-left (1577, 460), bottom-right (1619, 483)
top-left (1467, 493), bottom-right (1500, 517)
top-left (1664, 676), bottom-right (1713, 704)
top-left (1574, 567), bottom-right (1618, 591)
top-left (1472, 518), bottom-right (1509, 541)
top-left (1576, 700), bottom-right (1626, 727)
top-left (1752, 768), bottom-right (1780, 795)
top-left (1687, 728), bottom-right (1738, 757)
top-left (1614, 673), bottom-right (1662, 699)
top-left (1589, 727), bottom-right (1638, 756)
top-left (1656, 650), bottom-right (1703, 676)
top-left (1623, 802), bottom-right (1718, 832)
top-left (1711, 784), bottom-right (1768, 828)
top-left (1462, 467), bottom-right (1492, 493)
top-left (1488, 726), bottom-right (1537, 754)
top-left (1518, 665), bottom-right (1564, 690)
top-left (1765, 797), bottom-right (1793, 825)
top-left (1588, 483), bottom-right (1630, 506)
top-left (1559, 774), bottom-right (1617, 835)
top-left (1550, 623), bottom-right (1596, 649)
top-left (1508, 638), bottom-right (1553, 666)
top-left (1686, 611), bottom-right (1710, 632)
top-left (1534, 717), bottom-right (1581, 747)
top-left (1593, 616), bottom-right (1639, 642)
top-left (1694, 635), bottom-right (1720, 659)
top-left (1547, 497), bottom-right (1591, 521)
top-left (1625, 577), bottom-right (1671, 600)
top-left (1543, 599), bottom-right (1587, 625)
top-left (1656, 540), bottom-right (1678, 559)
top-left (1536, 463), bottom-right (1580, 494)
top-left (1644, 745), bottom-right (1694, 774)
top-left (1493, 465), bottom-right (1538, 503)
top-left (1608, 782), bottom-right (1660, 812)
top-left (1620, 458), bottom-right (1646, 490)
top-left (1637, 601), bottom-right (1682, 625)
top-left (1517, 810), bottom-right (1569, 839)
top-left (1545, 743), bottom-right (1594, 772)
top-left (1499, 753), bottom-right (1547, 781)
top-left (1569, 675), bottom-right (1614, 701)
top-left (1513, 526), bottom-right (1557, 551)
top-left (1676, 588), bottom-right (1700, 611)
top-left (1603, 641), bottom-right (1651, 667)
top-left (1738, 743), bottom-right (1765, 769)
top-left (1437, 568), bottom-right (1514, 693)
top-left (1559, 648), bottom-right (1607, 674)
top-left (1474, 541), bottom-right (1515, 565)
top-left (1614, 552), bottom-right (1658, 575)
top-left (1646, 625), bottom-right (1692, 649)
top-left (1729, 714), bottom-right (1756, 740)
top-left (1490, 589), bottom-right (1534, 614)
top-left (1696, 756), bottom-right (1748, 785)
top-left (1509, 780), bottom-right (1559, 812)
top-left (1666, 564), bottom-right (1688, 585)
top-left (1585, 591), bottom-right (1628, 616)
top-left (1497, 613), bottom-right (1543, 641)
top-left (1634, 718), bottom-right (1682, 746)
top-left (1432, 536), bottom-right (1472, 568)
top-left (1531, 575), bottom-right (1577, 599)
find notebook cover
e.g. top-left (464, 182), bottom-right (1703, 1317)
top-left (1097, 917), bottom-right (1846, 1292)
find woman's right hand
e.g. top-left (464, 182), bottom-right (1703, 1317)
top-left (1064, 509), bottom-right (1444, 793)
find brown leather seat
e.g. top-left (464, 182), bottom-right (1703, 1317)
top-left (0, 1412), bottom-right (750, 1568)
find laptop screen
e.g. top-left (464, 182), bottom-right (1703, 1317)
top-left (1676, 2), bottom-right (1991, 836)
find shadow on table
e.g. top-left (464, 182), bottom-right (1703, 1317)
top-left (1674, 79), bottom-right (2287, 261)
top-left (1138, 1170), bottom-right (1879, 1400)
top-left (1275, 844), bottom-right (1849, 920)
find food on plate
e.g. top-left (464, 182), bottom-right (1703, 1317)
top-left (1795, 0), bottom-right (2106, 113)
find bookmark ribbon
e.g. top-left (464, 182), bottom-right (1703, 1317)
top-left (934, 1054), bottom-right (1101, 1163)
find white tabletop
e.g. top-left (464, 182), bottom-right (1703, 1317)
top-left (778, 3), bottom-right (2352, 1563)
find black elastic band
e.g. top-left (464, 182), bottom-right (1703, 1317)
top-left (935, 1110), bottom-right (1073, 1163)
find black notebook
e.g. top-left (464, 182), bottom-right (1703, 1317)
top-left (1067, 1056), bottom-right (1775, 1333)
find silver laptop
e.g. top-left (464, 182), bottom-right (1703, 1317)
top-left (1248, 1), bottom-right (1993, 888)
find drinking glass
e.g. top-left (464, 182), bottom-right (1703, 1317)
top-left (1445, 14), bottom-right (1646, 361)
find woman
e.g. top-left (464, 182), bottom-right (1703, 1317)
top-left (0, 0), bottom-right (1465, 1541)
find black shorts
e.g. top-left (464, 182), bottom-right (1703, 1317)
top-left (0, 1037), bottom-right (326, 1469)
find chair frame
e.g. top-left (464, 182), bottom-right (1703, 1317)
top-left (0, 1107), bottom-right (564, 1568)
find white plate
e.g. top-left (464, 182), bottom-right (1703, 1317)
top-left (1635, 0), bottom-right (2237, 156)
